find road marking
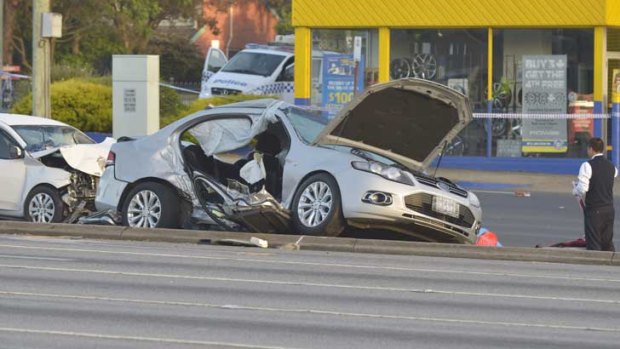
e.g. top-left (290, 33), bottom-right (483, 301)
top-left (0, 254), bottom-right (73, 262)
top-left (1, 291), bottom-right (619, 333)
top-left (0, 243), bottom-right (617, 284)
top-left (0, 327), bottom-right (288, 348)
top-left (0, 264), bottom-right (619, 305)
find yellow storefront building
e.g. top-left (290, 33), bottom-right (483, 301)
top-left (292, 0), bottom-right (620, 172)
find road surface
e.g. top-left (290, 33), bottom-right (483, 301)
top-left (0, 235), bottom-right (619, 348)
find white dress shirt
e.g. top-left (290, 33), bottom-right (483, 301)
top-left (572, 153), bottom-right (618, 198)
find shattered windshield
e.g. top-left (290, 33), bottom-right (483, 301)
top-left (13, 125), bottom-right (95, 152)
top-left (221, 52), bottom-right (286, 77)
top-left (284, 107), bottom-right (328, 143)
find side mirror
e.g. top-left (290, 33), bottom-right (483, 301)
top-left (8, 145), bottom-right (23, 159)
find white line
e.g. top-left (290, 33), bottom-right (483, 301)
top-left (0, 254), bottom-right (73, 262)
top-left (0, 243), bottom-right (617, 284)
top-left (1, 291), bottom-right (619, 333)
top-left (0, 327), bottom-right (289, 348)
top-left (0, 264), bottom-right (618, 305)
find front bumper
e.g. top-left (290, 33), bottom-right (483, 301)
top-left (338, 170), bottom-right (481, 244)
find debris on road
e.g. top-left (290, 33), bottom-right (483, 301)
top-left (514, 190), bottom-right (531, 197)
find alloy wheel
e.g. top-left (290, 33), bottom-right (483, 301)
top-left (297, 181), bottom-right (333, 227)
top-left (127, 190), bottom-right (162, 228)
top-left (28, 193), bottom-right (56, 223)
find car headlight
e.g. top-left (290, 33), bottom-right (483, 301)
top-left (351, 161), bottom-right (414, 186)
top-left (468, 192), bottom-right (481, 208)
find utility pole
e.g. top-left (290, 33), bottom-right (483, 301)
top-left (0, 0), bottom-right (4, 70)
top-left (32, 0), bottom-right (51, 118)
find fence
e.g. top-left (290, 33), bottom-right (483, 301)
top-left (161, 81), bottom-right (200, 106)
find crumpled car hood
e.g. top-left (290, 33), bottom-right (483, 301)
top-left (313, 78), bottom-right (472, 171)
top-left (31, 137), bottom-right (116, 177)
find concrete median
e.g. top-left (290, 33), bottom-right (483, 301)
top-left (0, 220), bottom-right (615, 266)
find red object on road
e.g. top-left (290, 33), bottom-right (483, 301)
top-left (476, 230), bottom-right (499, 246)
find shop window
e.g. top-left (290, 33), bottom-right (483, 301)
top-left (491, 29), bottom-right (594, 159)
top-left (390, 29), bottom-right (489, 156)
top-left (310, 29), bottom-right (378, 117)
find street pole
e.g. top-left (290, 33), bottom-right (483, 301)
top-left (32, 0), bottom-right (51, 118)
top-left (0, 0), bottom-right (4, 70)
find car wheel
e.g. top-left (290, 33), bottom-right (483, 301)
top-left (24, 186), bottom-right (65, 223)
top-left (291, 173), bottom-right (344, 236)
top-left (122, 182), bottom-right (180, 229)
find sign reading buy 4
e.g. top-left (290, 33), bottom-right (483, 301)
top-left (521, 55), bottom-right (568, 153)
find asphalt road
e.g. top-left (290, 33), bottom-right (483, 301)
top-left (0, 235), bottom-right (619, 349)
top-left (477, 191), bottom-right (620, 248)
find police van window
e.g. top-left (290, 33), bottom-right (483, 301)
top-left (279, 64), bottom-right (294, 82)
top-left (221, 52), bottom-right (286, 77)
top-left (207, 49), bottom-right (227, 72)
top-left (0, 131), bottom-right (18, 159)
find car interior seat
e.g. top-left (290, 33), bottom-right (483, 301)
top-left (182, 144), bottom-right (215, 176)
top-left (254, 132), bottom-right (283, 199)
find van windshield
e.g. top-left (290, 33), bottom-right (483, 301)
top-left (221, 52), bottom-right (286, 77)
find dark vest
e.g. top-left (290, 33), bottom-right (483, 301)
top-left (585, 156), bottom-right (615, 209)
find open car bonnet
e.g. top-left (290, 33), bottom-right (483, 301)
top-left (30, 138), bottom-right (116, 177)
top-left (312, 78), bottom-right (472, 171)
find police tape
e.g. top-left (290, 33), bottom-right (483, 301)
top-left (472, 113), bottom-right (611, 119)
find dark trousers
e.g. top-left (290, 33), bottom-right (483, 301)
top-left (584, 206), bottom-right (615, 251)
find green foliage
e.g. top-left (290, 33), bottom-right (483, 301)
top-left (148, 37), bottom-right (204, 82)
top-left (11, 79), bottom-right (113, 133)
top-left (160, 86), bottom-right (189, 120)
top-left (51, 63), bottom-right (95, 82)
top-left (161, 94), bottom-right (268, 127)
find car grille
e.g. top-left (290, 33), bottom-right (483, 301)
top-left (404, 193), bottom-right (475, 228)
top-left (412, 173), bottom-right (468, 198)
top-left (211, 87), bottom-right (242, 96)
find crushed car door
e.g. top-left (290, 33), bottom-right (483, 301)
top-left (192, 172), bottom-right (290, 234)
top-left (183, 114), bottom-right (291, 233)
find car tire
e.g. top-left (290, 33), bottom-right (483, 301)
top-left (291, 173), bottom-right (344, 236)
top-left (24, 185), bottom-right (65, 223)
top-left (121, 182), bottom-right (181, 229)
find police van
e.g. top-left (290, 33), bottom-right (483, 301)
top-left (199, 44), bottom-right (296, 103)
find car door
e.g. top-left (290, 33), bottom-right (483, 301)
top-left (201, 47), bottom-right (228, 88)
top-left (0, 129), bottom-right (27, 212)
top-left (276, 63), bottom-right (295, 104)
top-left (184, 114), bottom-right (291, 233)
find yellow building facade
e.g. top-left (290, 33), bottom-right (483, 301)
top-left (293, 0), bottom-right (620, 170)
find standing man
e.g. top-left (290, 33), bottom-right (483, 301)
top-left (573, 137), bottom-right (617, 251)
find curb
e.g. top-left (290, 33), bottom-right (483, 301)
top-left (0, 221), bottom-right (616, 266)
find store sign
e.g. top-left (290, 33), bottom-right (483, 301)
top-left (321, 54), bottom-right (365, 118)
top-left (521, 55), bottom-right (568, 153)
top-left (613, 69), bottom-right (620, 103)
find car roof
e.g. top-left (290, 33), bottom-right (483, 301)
top-left (240, 48), bottom-right (292, 57)
top-left (0, 113), bottom-right (69, 127)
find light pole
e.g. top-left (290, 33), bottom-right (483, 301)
top-left (32, 0), bottom-right (51, 118)
top-left (0, 0), bottom-right (4, 70)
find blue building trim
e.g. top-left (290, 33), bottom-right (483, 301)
top-left (433, 156), bottom-right (583, 175)
top-left (594, 100), bottom-right (603, 138)
top-left (294, 98), bottom-right (311, 106)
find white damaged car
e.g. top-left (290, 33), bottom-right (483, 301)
top-left (97, 79), bottom-right (482, 244)
top-left (0, 113), bottom-right (114, 223)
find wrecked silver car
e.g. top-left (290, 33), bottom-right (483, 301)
top-left (0, 113), bottom-right (114, 223)
top-left (96, 78), bottom-right (482, 243)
